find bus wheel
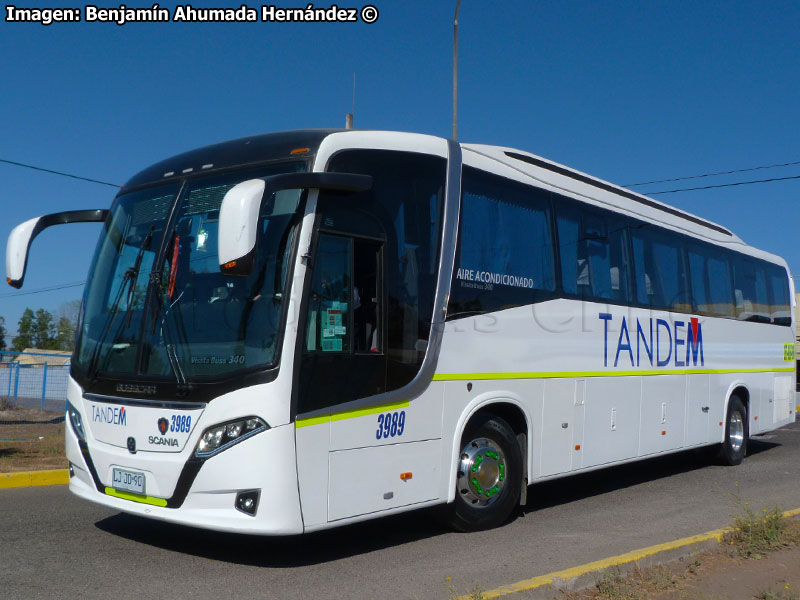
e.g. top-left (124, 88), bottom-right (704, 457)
top-left (717, 395), bottom-right (747, 466)
top-left (447, 414), bottom-right (522, 532)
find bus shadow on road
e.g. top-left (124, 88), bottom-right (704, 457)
top-left (525, 437), bottom-right (781, 512)
top-left (94, 504), bottom-right (451, 567)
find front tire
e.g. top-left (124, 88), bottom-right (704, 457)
top-left (446, 414), bottom-right (522, 532)
top-left (717, 395), bottom-right (747, 466)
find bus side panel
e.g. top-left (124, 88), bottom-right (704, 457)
top-left (324, 385), bottom-right (444, 523)
top-left (582, 377), bottom-right (641, 468)
top-left (295, 421), bottom-right (331, 528)
top-left (686, 374), bottom-right (711, 445)
top-left (328, 439), bottom-right (441, 521)
top-left (539, 378), bottom-right (580, 477)
top-left (639, 374), bottom-right (686, 455)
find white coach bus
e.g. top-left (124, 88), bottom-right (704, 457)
top-left (6, 130), bottom-right (796, 533)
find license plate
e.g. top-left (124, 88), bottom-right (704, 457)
top-left (112, 467), bottom-right (146, 494)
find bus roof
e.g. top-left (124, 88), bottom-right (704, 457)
top-left (121, 129), bottom-right (767, 258)
top-left (123, 129), bottom-right (344, 190)
top-left (462, 143), bottom-right (741, 244)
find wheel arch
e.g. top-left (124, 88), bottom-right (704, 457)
top-left (445, 394), bottom-right (532, 504)
top-left (721, 382), bottom-right (750, 441)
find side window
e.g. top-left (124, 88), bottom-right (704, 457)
top-left (767, 264), bottom-right (791, 326)
top-left (305, 234), bottom-right (352, 353)
top-left (706, 254), bottom-right (735, 317)
top-left (630, 225), bottom-right (690, 310)
top-left (557, 204), bottom-right (629, 303)
top-left (732, 256), bottom-right (770, 323)
top-left (688, 247), bottom-right (710, 313)
top-left (448, 168), bottom-right (555, 316)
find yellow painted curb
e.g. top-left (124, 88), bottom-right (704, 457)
top-left (0, 469), bottom-right (69, 489)
top-left (472, 507), bottom-right (800, 599)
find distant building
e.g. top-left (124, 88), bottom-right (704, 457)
top-left (16, 348), bottom-right (72, 367)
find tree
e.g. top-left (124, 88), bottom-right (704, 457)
top-left (57, 300), bottom-right (81, 351)
top-left (0, 316), bottom-right (6, 351)
top-left (34, 308), bottom-right (58, 349)
top-left (56, 316), bottom-right (76, 351)
top-left (11, 304), bottom-right (81, 352)
top-left (12, 308), bottom-right (35, 351)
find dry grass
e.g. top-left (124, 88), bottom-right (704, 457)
top-left (723, 503), bottom-right (800, 559)
top-left (0, 405), bottom-right (67, 472)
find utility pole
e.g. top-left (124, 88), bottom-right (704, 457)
top-left (453, 0), bottom-right (461, 140)
top-left (346, 72), bottom-right (355, 129)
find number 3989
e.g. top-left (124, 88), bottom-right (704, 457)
top-left (376, 411), bottom-right (405, 440)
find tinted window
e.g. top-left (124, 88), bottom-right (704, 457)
top-left (309, 150), bottom-right (446, 402)
top-left (706, 254), bottom-right (735, 317)
top-left (305, 234), bottom-right (352, 353)
top-left (448, 168), bottom-right (555, 316)
top-left (688, 246), bottom-right (709, 313)
top-left (732, 256), bottom-right (770, 322)
top-left (630, 225), bottom-right (690, 310)
top-left (557, 204), bottom-right (629, 303)
top-left (767, 264), bottom-right (791, 325)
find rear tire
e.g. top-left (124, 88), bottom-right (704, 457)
top-left (717, 395), bottom-right (747, 466)
top-left (445, 414), bottom-right (522, 532)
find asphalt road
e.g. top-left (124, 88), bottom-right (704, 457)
top-left (2, 421), bottom-right (799, 600)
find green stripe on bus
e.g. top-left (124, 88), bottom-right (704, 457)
top-left (294, 415), bottom-right (331, 429)
top-left (104, 487), bottom-right (168, 507)
top-left (330, 401), bottom-right (409, 422)
top-left (432, 367), bottom-right (795, 381)
top-left (296, 400), bottom-right (410, 429)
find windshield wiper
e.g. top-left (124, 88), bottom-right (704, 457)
top-left (86, 228), bottom-right (153, 381)
top-left (145, 240), bottom-right (193, 394)
top-left (122, 228), bottom-right (153, 328)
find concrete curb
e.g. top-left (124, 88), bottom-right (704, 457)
top-left (472, 507), bottom-right (800, 599)
top-left (0, 469), bottom-right (69, 488)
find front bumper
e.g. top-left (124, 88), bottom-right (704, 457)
top-left (66, 417), bottom-right (304, 535)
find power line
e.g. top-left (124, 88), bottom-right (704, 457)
top-left (625, 160), bottom-right (800, 187)
top-left (649, 173), bottom-right (800, 195)
top-left (0, 281), bottom-right (85, 299)
top-left (0, 158), bottom-right (120, 188)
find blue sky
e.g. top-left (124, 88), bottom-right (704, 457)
top-left (1, 0), bottom-right (799, 340)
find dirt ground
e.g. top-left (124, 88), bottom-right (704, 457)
top-left (651, 545), bottom-right (800, 600)
top-left (0, 405), bottom-right (67, 472)
top-left (559, 537), bottom-right (800, 600)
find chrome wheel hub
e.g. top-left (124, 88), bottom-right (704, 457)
top-left (457, 437), bottom-right (507, 508)
top-left (729, 411), bottom-right (744, 452)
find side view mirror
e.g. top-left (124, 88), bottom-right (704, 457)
top-left (218, 172), bottom-right (372, 276)
top-left (6, 209), bottom-right (108, 288)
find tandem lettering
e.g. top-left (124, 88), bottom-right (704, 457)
top-left (92, 404), bottom-right (127, 426)
top-left (599, 313), bottom-right (704, 368)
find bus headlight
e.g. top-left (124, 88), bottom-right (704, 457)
top-left (194, 417), bottom-right (268, 458)
top-left (66, 403), bottom-right (86, 441)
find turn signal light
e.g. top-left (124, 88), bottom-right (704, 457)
top-left (400, 472), bottom-right (412, 481)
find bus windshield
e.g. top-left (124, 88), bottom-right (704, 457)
top-left (73, 162), bottom-right (306, 383)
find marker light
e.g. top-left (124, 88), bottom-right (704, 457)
top-left (194, 417), bottom-right (268, 458)
top-left (67, 403), bottom-right (86, 441)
